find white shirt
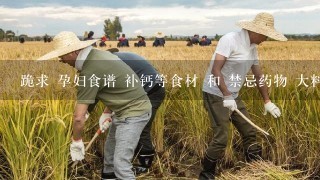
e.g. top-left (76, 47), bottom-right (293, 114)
top-left (202, 29), bottom-right (259, 98)
top-left (75, 46), bottom-right (93, 71)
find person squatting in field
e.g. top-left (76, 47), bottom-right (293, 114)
top-left (87, 51), bottom-right (165, 177)
top-left (117, 33), bottom-right (130, 47)
top-left (200, 12), bottom-right (287, 180)
top-left (153, 32), bottom-right (165, 47)
top-left (37, 31), bottom-right (152, 179)
top-left (134, 35), bottom-right (146, 47)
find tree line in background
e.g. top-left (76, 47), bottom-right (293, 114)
top-left (0, 29), bottom-right (16, 41)
top-left (142, 34), bottom-right (320, 41)
top-left (0, 28), bottom-right (52, 42)
top-left (1, 26), bottom-right (320, 42)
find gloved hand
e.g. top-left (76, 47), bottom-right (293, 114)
top-left (85, 112), bottom-right (89, 120)
top-left (263, 101), bottom-right (281, 118)
top-left (223, 95), bottom-right (237, 111)
top-left (99, 112), bottom-right (113, 133)
top-left (70, 139), bottom-right (85, 161)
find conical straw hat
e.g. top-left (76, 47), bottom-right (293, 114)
top-left (37, 31), bottom-right (98, 60)
top-left (236, 12), bottom-right (287, 41)
top-left (155, 32), bottom-right (165, 38)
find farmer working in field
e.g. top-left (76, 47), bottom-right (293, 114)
top-left (153, 32), bottom-right (165, 47)
top-left (37, 31), bottom-right (152, 180)
top-left (200, 12), bottom-right (287, 179)
top-left (88, 51), bottom-right (166, 175)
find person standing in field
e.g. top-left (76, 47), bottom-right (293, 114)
top-left (37, 31), bottom-right (152, 180)
top-left (200, 12), bottom-right (287, 180)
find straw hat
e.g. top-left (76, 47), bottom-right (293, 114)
top-left (155, 32), bottom-right (165, 38)
top-left (236, 12), bottom-right (287, 41)
top-left (37, 31), bottom-right (98, 60)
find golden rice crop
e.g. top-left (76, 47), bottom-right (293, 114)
top-left (0, 41), bottom-right (320, 179)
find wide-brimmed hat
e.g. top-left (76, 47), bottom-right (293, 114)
top-left (37, 31), bottom-right (98, 60)
top-left (155, 32), bottom-right (165, 38)
top-left (236, 12), bottom-right (287, 41)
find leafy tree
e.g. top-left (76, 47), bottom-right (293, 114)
top-left (103, 17), bottom-right (123, 40)
top-left (108, 21), bottom-right (116, 40)
top-left (6, 30), bottom-right (15, 37)
top-left (5, 30), bottom-right (15, 41)
top-left (104, 19), bottom-right (113, 38)
top-left (113, 16), bottom-right (122, 38)
top-left (214, 34), bottom-right (221, 41)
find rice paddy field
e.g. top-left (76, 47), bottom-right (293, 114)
top-left (0, 40), bottom-right (320, 179)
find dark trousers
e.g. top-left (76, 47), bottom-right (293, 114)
top-left (203, 92), bottom-right (261, 160)
top-left (136, 86), bottom-right (166, 155)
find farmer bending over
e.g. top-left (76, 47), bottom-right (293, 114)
top-left (38, 31), bottom-right (151, 180)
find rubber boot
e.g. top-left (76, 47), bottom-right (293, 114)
top-left (132, 154), bottom-right (154, 175)
top-left (101, 172), bottom-right (117, 180)
top-left (245, 147), bottom-right (262, 162)
top-left (199, 155), bottom-right (217, 180)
